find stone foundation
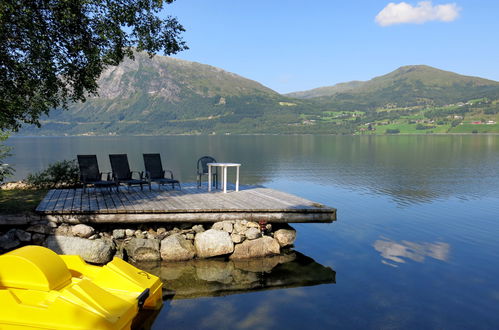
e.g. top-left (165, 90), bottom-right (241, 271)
top-left (0, 219), bottom-right (296, 264)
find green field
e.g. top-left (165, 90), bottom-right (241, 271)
top-left (449, 123), bottom-right (499, 133)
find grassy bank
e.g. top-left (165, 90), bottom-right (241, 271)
top-left (0, 189), bottom-right (47, 214)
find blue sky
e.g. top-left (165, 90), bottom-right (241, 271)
top-left (164, 1), bottom-right (499, 94)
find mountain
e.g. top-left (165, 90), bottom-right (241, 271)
top-left (17, 61), bottom-right (499, 136)
top-left (22, 52), bottom-right (315, 135)
top-left (287, 65), bottom-right (499, 109)
top-left (286, 81), bottom-right (364, 99)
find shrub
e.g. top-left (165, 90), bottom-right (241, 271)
top-left (385, 128), bottom-right (400, 134)
top-left (0, 134), bottom-right (14, 183)
top-left (26, 159), bottom-right (80, 189)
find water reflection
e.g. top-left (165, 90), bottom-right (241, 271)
top-left (374, 238), bottom-right (450, 267)
top-left (133, 251), bottom-right (335, 300)
top-left (6, 135), bottom-right (499, 206)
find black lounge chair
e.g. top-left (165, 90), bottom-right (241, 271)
top-left (197, 156), bottom-right (218, 189)
top-left (143, 153), bottom-right (181, 190)
top-left (76, 155), bottom-right (116, 193)
top-left (109, 154), bottom-right (150, 191)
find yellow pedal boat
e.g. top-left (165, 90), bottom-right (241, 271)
top-left (0, 245), bottom-right (163, 329)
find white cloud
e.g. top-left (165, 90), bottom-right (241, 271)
top-left (375, 1), bottom-right (460, 26)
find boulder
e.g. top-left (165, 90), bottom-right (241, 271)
top-left (45, 235), bottom-right (115, 264)
top-left (125, 229), bottom-right (135, 237)
top-left (0, 229), bottom-right (20, 250)
top-left (134, 230), bottom-right (145, 239)
top-left (244, 227), bottom-right (261, 240)
top-left (26, 224), bottom-right (52, 235)
top-left (53, 224), bottom-right (72, 236)
top-left (230, 236), bottom-right (280, 260)
top-left (124, 238), bottom-right (160, 262)
top-left (112, 229), bottom-right (126, 239)
top-left (274, 228), bottom-right (297, 247)
top-left (192, 224), bottom-right (205, 233)
top-left (31, 233), bottom-right (46, 245)
top-left (212, 221), bottom-right (233, 233)
top-left (231, 233), bottom-right (244, 244)
top-left (233, 221), bottom-right (247, 234)
top-left (160, 234), bottom-right (196, 261)
top-left (246, 221), bottom-right (260, 228)
top-left (14, 229), bottom-right (31, 242)
top-left (194, 229), bottom-right (234, 258)
top-left (71, 224), bottom-right (95, 238)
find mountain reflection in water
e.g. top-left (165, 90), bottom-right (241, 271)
top-left (133, 251), bottom-right (335, 300)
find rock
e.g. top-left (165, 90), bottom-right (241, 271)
top-left (124, 238), bottom-right (160, 262)
top-left (112, 229), bottom-right (126, 239)
top-left (230, 236), bottom-right (280, 260)
top-left (14, 229), bottom-right (31, 242)
top-left (185, 233), bottom-right (195, 240)
top-left (54, 224), bottom-right (72, 236)
top-left (31, 233), bottom-right (46, 245)
top-left (212, 221), bottom-right (233, 233)
top-left (233, 221), bottom-right (247, 234)
top-left (244, 227), bottom-right (261, 240)
top-left (71, 224), bottom-right (95, 238)
top-left (160, 234), bottom-right (196, 261)
top-left (45, 235), bottom-right (115, 264)
top-left (88, 234), bottom-right (98, 240)
top-left (26, 224), bottom-right (52, 235)
top-left (134, 230), bottom-right (145, 239)
top-left (274, 228), bottom-right (297, 247)
top-left (231, 233), bottom-right (244, 244)
top-left (192, 224), bottom-right (205, 233)
top-left (194, 229), bottom-right (234, 258)
top-left (47, 221), bottom-right (58, 228)
top-left (125, 229), bottom-right (135, 237)
top-left (0, 229), bottom-right (20, 250)
top-left (147, 229), bottom-right (157, 237)
top-left (157, 228), bottom-right (167, 236)
top-left (246, 221), bottom-right (260, 228)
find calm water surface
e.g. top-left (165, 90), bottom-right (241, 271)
top-left (5, 135), bottom-right (499, 329)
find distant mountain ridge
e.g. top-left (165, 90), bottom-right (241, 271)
top-left (286, 65), bottom-right (499, 108)
top-left (17, 57), bottom-right (499, 135)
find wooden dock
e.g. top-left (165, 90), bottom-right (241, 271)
top-left (35, 183), bottom-right (336, 224)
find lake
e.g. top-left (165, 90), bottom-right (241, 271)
top-left (4, 135), bottom-right (499, 329)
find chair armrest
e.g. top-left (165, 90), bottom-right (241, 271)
top-left (100, 172), bottom-right (112, 181)
top-left (164, 170), bottom-right (174, 179)
top-left (130, 171), bottom-right (142, 179)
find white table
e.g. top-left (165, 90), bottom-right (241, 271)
top-left (207, 163), bottom-right (241, 193)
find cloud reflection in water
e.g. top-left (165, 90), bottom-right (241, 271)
top-left (374, 238), bottom-right (450, 267)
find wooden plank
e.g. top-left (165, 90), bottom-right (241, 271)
top-left (62, 189), bottom-right (76, 212)
top-left (35, 184), bottom-right (337, 223)
top-left (121, 189), bottom-right (146, 213)
top-left (71, 188), bottom-right (82, 213)
top-left (116, 189), bottom-right (136, 212)
top-left (88, 189), bottom-right (100, 213)
top-left (81, 189), bottom-right (91, 213)
top-left (43, 211), bottom-right (335, 224)
top-left (52, 189), bottom-right (69, 212)
top-left (42, 189), bottom-right (62, 213)
top-left (35, 189), bottom-right (56, 212)
top-left (108, 189), bottom-right (128, 213)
